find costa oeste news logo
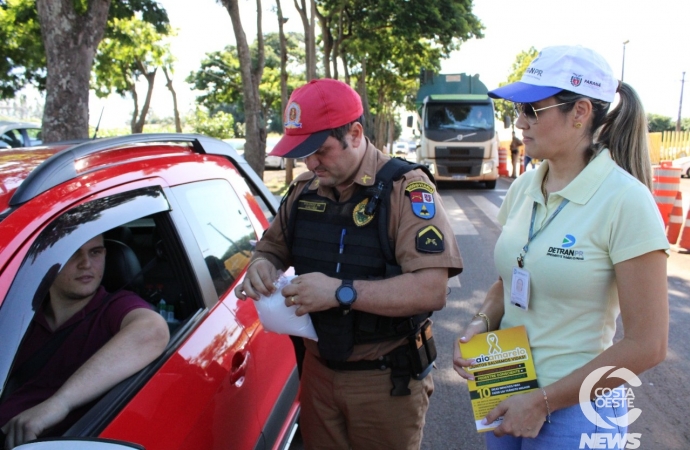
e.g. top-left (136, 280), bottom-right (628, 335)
top-left (578, 366), bottom-right (642, 449)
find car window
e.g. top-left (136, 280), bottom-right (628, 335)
top-left (25, 128), bottom-right (42, 146)
top-left (0, 187), bottom-right (170, 392)
top-left (1, 130), bottom-right (22, 148)
top-left (172, 179), bottom-right (257, 298)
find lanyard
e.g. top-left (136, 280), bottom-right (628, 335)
top-left (517, 199), bottom-right (569, 268)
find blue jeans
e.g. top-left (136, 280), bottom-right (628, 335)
top-left (485, 399), bottom-right (629, 450)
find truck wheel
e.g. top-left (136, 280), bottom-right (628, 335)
top-left (485, 180), bottom-right (497, 189)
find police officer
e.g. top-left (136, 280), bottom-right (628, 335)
top-left (235, 78), bottom-right (463, 450)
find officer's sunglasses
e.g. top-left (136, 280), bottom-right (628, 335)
top-left (513, 101), bottom-right (577, 124)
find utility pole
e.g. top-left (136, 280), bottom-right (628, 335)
top-left (677, 71), bottom-right (685, 132)
top-left (621, 40), bottom-right (629, 81)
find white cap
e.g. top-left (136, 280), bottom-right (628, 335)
top-left (488, 45), bottom-right (618, 103)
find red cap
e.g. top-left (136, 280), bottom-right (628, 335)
top-left (269, 79), bottom-right (364, 158)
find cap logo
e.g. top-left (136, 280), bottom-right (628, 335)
top-left (525, 67), bottom-right (543, 77)
top-left (285, 102), bottom-right (303, 129)
top-left (570, 74), bottom-right (582, 87)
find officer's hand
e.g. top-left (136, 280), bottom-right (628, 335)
top-left (2, 396), bottom-right (69, 449)
top-left (452, 319), bottom-right (487, 380)
top-left (234, 258), bottom-right (278, 301)
top-left (281, 272), bottom-right (339, 316)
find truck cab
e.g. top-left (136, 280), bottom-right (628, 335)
top-left (411, 73), bottom-right (499, 188)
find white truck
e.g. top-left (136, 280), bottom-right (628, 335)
top-left (407, 71), bottom-right (499, 188)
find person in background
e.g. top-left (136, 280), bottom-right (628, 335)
top-left (236, 78), bottom-right (463, 449)
top-left (509, 131), bottom-right (523, 178)
top-left (453, 45), bottom-right (668, 449)
top-left (1, 235), bottom-right (169, 449)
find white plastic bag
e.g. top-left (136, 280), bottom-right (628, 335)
top-left (255, 274), bottom-right (318, 341)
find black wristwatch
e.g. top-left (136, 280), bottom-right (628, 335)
top-left (335, 279), bottom-right (357, 313)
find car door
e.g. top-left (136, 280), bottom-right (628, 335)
top-left (168, 177), bottom-right (299, 450)
top-left (93, 182), bottom-right (264, 450)
top-left (0, 181), bottom-right (264, 450)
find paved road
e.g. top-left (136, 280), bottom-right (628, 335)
top-left (284, 173), bottom-right (690, 450)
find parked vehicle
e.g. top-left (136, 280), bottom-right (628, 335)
top-left (407, 72), bottom-right (499, 188)
top-left (0, 134), bottom-right (299, 450)
top-left (672, 155), bottom-right (690, 178)
top-left (265, 137), bottom-right (286, 170)
top-left (224, 138), bottom-right (286, 170)
top-left (0, 120), bottom-right (42, 148)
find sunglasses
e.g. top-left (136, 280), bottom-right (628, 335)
top-left (513, 101), bottom-right (577, 124)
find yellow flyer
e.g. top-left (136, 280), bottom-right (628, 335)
top-left (458, 325), bottom-right (539, 432)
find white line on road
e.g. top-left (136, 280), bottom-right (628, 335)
top-left (441, 195), bottom-right (478, 235)
top-left (468, 195), bottom-right (501, 228)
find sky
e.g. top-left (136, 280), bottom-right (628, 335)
top-left (88, 0), bottom-right (690, 130)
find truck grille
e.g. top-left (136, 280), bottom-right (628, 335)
top-left (434, 146), bottom-right (485, 177)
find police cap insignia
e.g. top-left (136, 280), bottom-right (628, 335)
top-left (406, 181), bottom-right (436, 220)
top-left (416, 225), bottom-right (444, 253)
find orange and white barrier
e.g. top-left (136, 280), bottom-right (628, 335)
top-left (677, 206), bottom-right (690, 251)
top-left (498, 147), bottom-right (509, 177)
top-left (652, 163), bottom-right (682, 227)
top-left (666, 191), bottom-right (683, 245)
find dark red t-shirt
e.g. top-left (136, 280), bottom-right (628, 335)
top-left (0, 286), bottom-right (152, 434)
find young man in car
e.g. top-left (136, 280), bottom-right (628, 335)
top-left (0, 235), bottom-right (169, 449)
top-left (236, 79), bottom-right (463, 449)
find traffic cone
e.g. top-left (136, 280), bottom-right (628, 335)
top-left (666, 192), bottom-right (683, 245)
top-left (498, 146), bottom-right (509, 177)
top-left (677, 206), bottom-right (690, 252)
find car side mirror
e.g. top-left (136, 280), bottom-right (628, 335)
top-left (406, 116), bottom-right (413, 128)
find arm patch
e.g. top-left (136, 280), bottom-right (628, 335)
top-left (416, 225), bottom-right (444, 253)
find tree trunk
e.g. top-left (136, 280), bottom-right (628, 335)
top-left (129, 81), bottom-right (139, 132)
top-left (222, 0), bottom-right (266, 178)
top-left (163, 66), bottom-right (182, 132)
top-left (132, 65), bottom-right (157, 134)
top-left (357, 58), bottom-right (373, 142)
top-left (331, 8), bottom-right (345, 80)
top-left (36, 0), bottom-right (111, 142)
top-left (276, 0), bottom-right (293, 184)
top-left (315, 8), bottom-right (331, 79)
top-left (294, 0), bottom-right (317, 80)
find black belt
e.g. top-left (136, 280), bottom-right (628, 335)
top-left (318, 344), bottom-right (408, 372)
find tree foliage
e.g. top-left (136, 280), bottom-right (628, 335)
top-left (0, 0), bottom-right (45, 98)
top-left (190, 107), bottom-right (235, 139)
top-left (92, 16), bottom-right (172, 133)
top-left (323, 0), bottom-right (484, 147)
top-left (494, 46), bottom-right (539, 130)
top-left (0, 0), bottom-right (169, 100)
top-left (647, 113), bottom-right (675, 132)
top-left (186, 32), bottom-right (305, 137)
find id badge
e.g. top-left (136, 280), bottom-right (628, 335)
top-left (510, 267), bottom-right (530, 310)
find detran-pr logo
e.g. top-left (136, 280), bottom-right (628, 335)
top-left (578, 366), bottom-right (642, 449)
top-left (562, 234), bottom-right (576, 248)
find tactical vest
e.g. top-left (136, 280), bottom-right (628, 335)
top-left (286, 158), bottom-right (434, 361)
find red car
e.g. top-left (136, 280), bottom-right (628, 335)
top-left (0, 134), bottom-right (299, 450)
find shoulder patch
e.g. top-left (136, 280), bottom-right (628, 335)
top-left (405, 181), bottom-right (435, 194)
top-left (416, 226), bottom-right (444, 253)
top-left (406, 181), bottom-right (435, 220)
top-left (298, 200), bottom-right (327, 212)
top-left (353, 198), bottom-right (375, 226)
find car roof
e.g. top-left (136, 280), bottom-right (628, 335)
top-left (0, 133), bottom-right (278, 220)
top-left (0, 120), bottom-right (41, 134)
